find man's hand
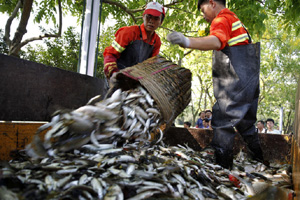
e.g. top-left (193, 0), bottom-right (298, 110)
top-left (109, 72), bottom-right (118, 88)
top-left (167, 32), bottom-right (190, 48)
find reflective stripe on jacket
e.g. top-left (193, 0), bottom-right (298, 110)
top-left (210, 8), bottom-right (250, 50)
top-left (103, 23), bottom-right (161, 78)
top-left (228, 21), bottom-right (250, 46)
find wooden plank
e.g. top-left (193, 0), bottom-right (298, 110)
top-left (187, 128), bottom-right (292, 163)
top-left (163, 127), bottom-right (203, 151)
top-left (0, 122), bottom-right (47, 161)
top-left (293, 80), bottom-right (300, 199)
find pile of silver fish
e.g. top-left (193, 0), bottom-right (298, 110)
top-left (0, 143), bottom-right (294, 199)
top-left (0, 85), bottom-right (295, 199)
top-left (26, 86), bottom-right (164, 159)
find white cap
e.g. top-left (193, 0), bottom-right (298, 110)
top-left (143, 2), bottom-right (165, 17)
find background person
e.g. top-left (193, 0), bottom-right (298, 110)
top-left (256, 120), bottom-right (266, 133)
top-left (266, 118), bottom-right (281, 134)
top-left (195, 111), bottom-right (206, 128)
top-left (167, 0), bottom-right (264, 169)
top-left (205, 109), bottom-right (212, 120)
top-left (202, 118), bottom-right (211, 129)
top-left (184, 121), bottom-right (192, 128)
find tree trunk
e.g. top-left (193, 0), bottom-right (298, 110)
top-left (9, 0), bottom-right (34, 56)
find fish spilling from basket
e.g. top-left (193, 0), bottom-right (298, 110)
top-left (0, 85), bottom-right (295, 199)
top-left (26, 86), bottom-right (165, 158)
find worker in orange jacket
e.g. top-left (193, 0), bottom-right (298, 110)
top-left (167, 0), bottom-right (264, 169)
top-left (103, 2), bottom-right (165, 82)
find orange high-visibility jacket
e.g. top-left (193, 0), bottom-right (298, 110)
top-left (210, 8), bottom-right (250, 50)
top-left (103, 23), bottom-right (161, 78)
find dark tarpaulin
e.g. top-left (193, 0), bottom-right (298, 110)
top-left (0, 54), bottom-right (107, 121)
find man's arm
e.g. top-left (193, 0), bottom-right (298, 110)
top-left (167, 32), bottom-right (221, 51)
top-left (103, 26), bottom-right (135, 79)
top-left (103, 55), bottom-right (119, 79)
top-left (188, 35), bottom-right (221, 51)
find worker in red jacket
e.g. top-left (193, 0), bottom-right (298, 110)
top-left (167, 0), bottom-right (264, 169)
top-left (103, 2), bottom-right (165, 81)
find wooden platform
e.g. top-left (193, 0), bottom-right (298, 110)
top-left (292, 79), bottom-right (300, 199)
top-left (164, 127), bottom-right (292, 164)
top-left (0, 122), bottom-right (294, 163)
top-left (0, 121), bottom-right (48, 161)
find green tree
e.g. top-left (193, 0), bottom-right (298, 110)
top-left (1, 0), bottom-right (299, 56)
top-left (256, 15), bottom-right (300, 133)
top-left (94, 26), bottom-right (116, 78)
top-left (22, 27), bottom-right (81, 73)
top-left (0, 29), bottom-right (9, 54)
top-left (1, 0), bottom-right (299, 132)
top-left (1, 0), bottom-right (63, 56)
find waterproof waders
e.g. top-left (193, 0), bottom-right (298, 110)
top-left (117, 26), bottom-right (155, 70)
top-left (210, 42), bottom-right (264, 169)
top-left (105, 26), bottom-right (155, 97)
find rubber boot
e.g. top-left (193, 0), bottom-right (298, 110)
top-left (211, 126), bottom-right (236, 169)
top-left (242, 133), bottom-right (264, 162)
top-left (215, 147), bottom-right (233, 170)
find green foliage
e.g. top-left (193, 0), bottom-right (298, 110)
top-left (227, 0), bottom-right (268, 37)
top-left (35, 0), bottom-right (57, 24)
top-left (256, 15), bottom-right (300, 133)
top-left (64, 0), bottom-right (84, 18)
top-left (0, 29), bottom-right (8, 54)
top-left (0, 0), bottom-right (19, 14)
top-left (94, 26), bottom-right (116, 78)
top-left (1, 0), bottom-right (298, 132)
top-left (21, 27), bottom-right (81, 73)
top-left (32, 0), bottom-right (84, 25)
top-left (264, 0), bottom-right (300, 35)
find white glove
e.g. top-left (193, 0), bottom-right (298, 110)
top-left (167, 31), bottom-right (190, 48)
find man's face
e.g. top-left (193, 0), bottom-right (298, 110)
top-left (200, 112), bottom-right (206, 118)
top-left (257, 122), bottom-right (264, 129)
top-left (200, 1), bottom-right (215, 23)
top-left (267, 121), bottom-right (274, 129)
top-left (205, 112), bottom-right (212, 118)
top-left (143, 14), bottom-right (162, 32)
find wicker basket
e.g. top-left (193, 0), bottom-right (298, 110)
top-left (114, 56), bottom-right (192, 129)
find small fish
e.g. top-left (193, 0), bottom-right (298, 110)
top-left (109, 88), bottom-right (122, 103)
top-left (133, 105), bottom-right (148, 119)
top-left (91, 178), bottom-right (104, 199)
top-left (57, 174), bottom-right (72, 188)
top-left (25, 134), bottom-right (47, 158)
top-left (146, 108), bottom-right (160, 115)
top-left (78, 174), bottom-right (90, 185)
top-left (0, 186), bottom-right (19, 200)
top-left (103, 184), bottom-right (124, 200)
top-left (127, 190), bottom-right (160, 200)
top-left (87, 95), bottom-right (102, 105)
top-left (125, 163), bottom-right (136, 176)
top-left (74, 105), bottom-right (118, 120)
top-left (56, 167), bottom-right (79, 174)
top-left (172, 173), bottom-right (187, 186)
